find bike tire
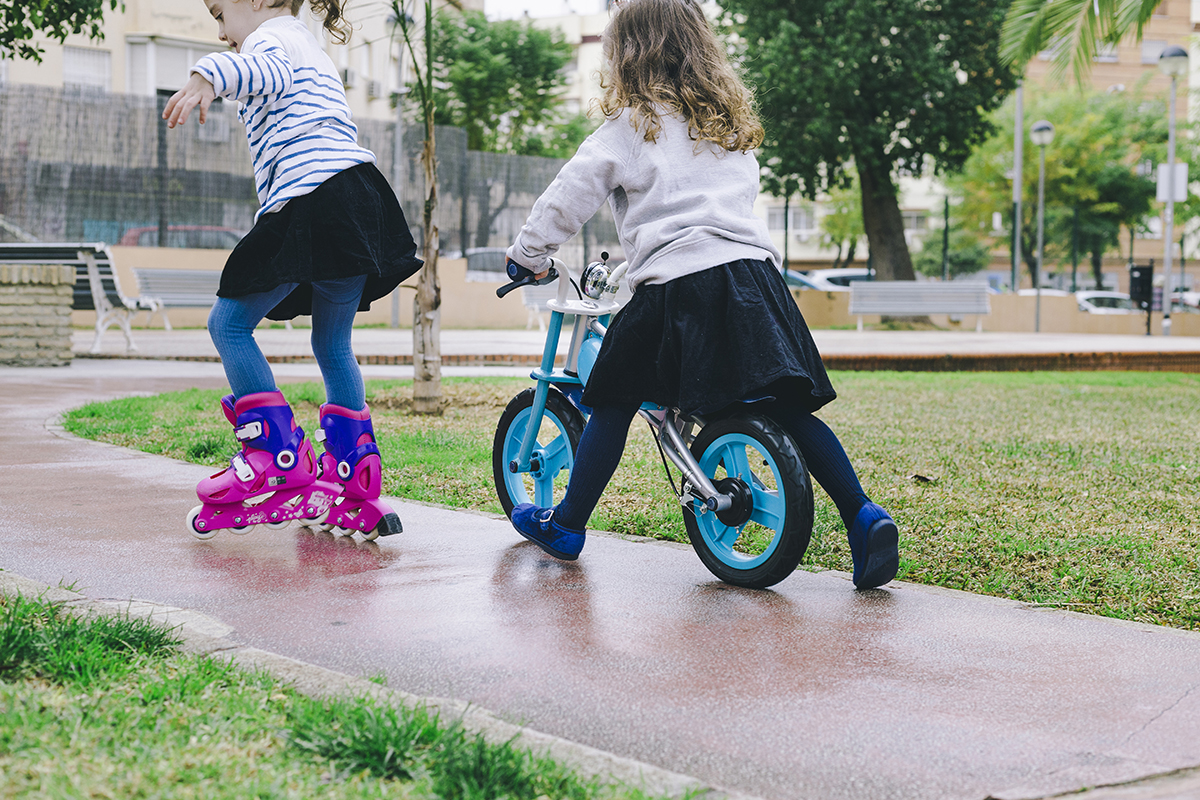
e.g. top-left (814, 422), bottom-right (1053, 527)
top-left (493, 387), bottom-right (586, 517)
top-left (683, 413), bottom-right (813, 589)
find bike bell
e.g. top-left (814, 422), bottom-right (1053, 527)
top-left (581, 261), bottom-right (609, 299)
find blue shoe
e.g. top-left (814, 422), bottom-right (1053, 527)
top-left (509, 503), bottom-right (585, 561)
top-left (848, 502), bottom-right (899, 590)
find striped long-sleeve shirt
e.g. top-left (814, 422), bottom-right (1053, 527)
top-left (191, 16), bottom-right (375, 219)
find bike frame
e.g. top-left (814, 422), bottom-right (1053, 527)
top-left (508, 259), bottom-right (731, 515)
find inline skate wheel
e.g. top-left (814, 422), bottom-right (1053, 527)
top-left (230, 524), bottom-right (255, 535)
top-left (263, 520), bottom-right (291, 530)
top-left (365, 512), bottom-right (403, 541)
top-left (299, 509), bottom-right (330, 528)
top-left (186, 506), bottom-right (217, 540)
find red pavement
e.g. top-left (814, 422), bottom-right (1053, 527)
top-left (2, 359), bottom-right (1200, 800)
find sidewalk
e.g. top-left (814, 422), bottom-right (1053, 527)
top-left (75, 326), bottom-right (1200, 371)
top-left (4, 346), bottom-right (1199, 799)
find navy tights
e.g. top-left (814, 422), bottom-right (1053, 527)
top-left (554, 402), bottom-right (871, 533)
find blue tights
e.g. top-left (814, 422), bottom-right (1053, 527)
top-left (554, 402), bottom-right (871, 534)
top-left (207, 276), bottom-right (368, 409)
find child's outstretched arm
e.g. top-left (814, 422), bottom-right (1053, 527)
top-left (508, 130), bottom-right (627, 274)
top-left (189, 41), bottom-right (294, 105)
top-left (163, 73), bottom-right (216, 128)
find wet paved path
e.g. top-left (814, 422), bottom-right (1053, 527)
top-left (3, 359), bottom-right (1200, 800)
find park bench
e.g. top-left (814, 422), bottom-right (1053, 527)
top-left (132, 267), bottom-right (297, 331)
top-left (132, 268), bottom-right (221, 331)
top-left (0, 242), bottom-right (162, 353)
top-left (848, 281), bottom-right (992, 332)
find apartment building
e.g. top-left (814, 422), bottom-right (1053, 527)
top-left (0, 0), bottom-right (483, 122)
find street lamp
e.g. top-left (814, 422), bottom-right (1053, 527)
top-left (1159, 44), bottom-right (1188, 336)
top-left (1031, 119), bottom-right (1055, 333)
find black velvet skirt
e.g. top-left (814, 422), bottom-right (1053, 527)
top-left (218, 163), bottom-right (423, 321)
top-left (581, 258), bottom-right (837, 417)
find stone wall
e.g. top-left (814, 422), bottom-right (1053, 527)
top-left (0, 264), bottom-right (76, 366)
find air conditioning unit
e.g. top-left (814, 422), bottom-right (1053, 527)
top-left (367, 80), bottom-right (384, 100)
top-left (340, 68), bottom-right (357, 89)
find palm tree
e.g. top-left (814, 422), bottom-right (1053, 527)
top-left (1001, 0), bottom-right (1163, 83)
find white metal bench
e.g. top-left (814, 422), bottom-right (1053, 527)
top-left (132, 268), bottom-right (221, 331)
top-left (521, 282), bottom-right (559, 331)
top-left (0, 242), bottom-right (162, 353)
top-left (848, 281), bottom-right (992, 332)
top-left (132, 267), bottom-right (294, 331)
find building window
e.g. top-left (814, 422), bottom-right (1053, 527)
top-left (767, 205), bottom-right (817, 241)
top-left (1094, 41), bottom-right (1119, 63)
top-left (1142, 40), bottom-right (1167, 64)
top-left (126, 38), bottom-right (228, 96)
top-left (63, 46), bottom-right (111, 91)
top-left (902, 211), bottom-right (928, 233)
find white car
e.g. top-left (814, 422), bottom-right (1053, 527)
top-left (1016, 288), bottom-right (1072, 297)
top-left (1076, 290), bottom-right (1137, 314)
top-left (791, 267), bottom-right (874, 291)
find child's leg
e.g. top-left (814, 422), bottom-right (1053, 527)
top-left (765, 403), bottom-right (898, 589)
top-left (509, 400), bottom-right (638, 560)
top-left (310, 275), bottom-right (368, 409)
top-left (761, 404), bottom-right (870, 531)
top-left (208, 284), bottom-right (298, 398)
top-left (554, 401), bottom-right (641, 530)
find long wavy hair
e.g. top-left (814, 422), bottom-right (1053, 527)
top-left (598, 0), bottom-right (762, 152)
top-left (268, 0), bottom-right (350, 44)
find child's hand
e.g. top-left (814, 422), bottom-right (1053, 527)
top-left (162, 73), bottom-right (216, 129)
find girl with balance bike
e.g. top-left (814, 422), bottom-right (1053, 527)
top-left (494, 0), bottom-right (898, 590)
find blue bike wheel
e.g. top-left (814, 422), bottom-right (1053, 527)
top-left (683, 414), bottom-right (813, 589)
top-left (492, 387), bottom-right (586, 516)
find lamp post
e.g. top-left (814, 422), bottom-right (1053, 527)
top-left (1159, 45), bottom-right (1189, 336)
top-left (1031, 120), bottom-right (1055, 332)
top-left (1012, 80), bottom-right (1023, 293)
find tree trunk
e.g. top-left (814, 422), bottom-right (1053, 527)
top-left (858, 157), bottom-right (928, 325)
top-left (857, 160), bottom-right (915, 281)
top-left (412, 119), bottom-right (442, 415)
top-left (1091, 241), bottom-right (1104, 290)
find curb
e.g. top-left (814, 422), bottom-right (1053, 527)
top-left (72, 350), bottom-right (1200, 372)
top-left (0, 569), bottom-right (763, 800)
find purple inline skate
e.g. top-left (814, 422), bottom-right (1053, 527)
top-left (305, 402), bottom-right (403, 540)
top-left (186, 391), bottom-right (340, 539)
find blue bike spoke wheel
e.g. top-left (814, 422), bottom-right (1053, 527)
top-left (683, 414), bottom-right (813, 589)
top-left (493, 387), bottom-right (586, 516)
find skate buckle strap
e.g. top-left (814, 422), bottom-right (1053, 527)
top-left (314, 427), bottom-right (327, 443)
top-left (235, 421), bottom-right (263, 441)
top-left (231, 453), bottom-right (255, 482)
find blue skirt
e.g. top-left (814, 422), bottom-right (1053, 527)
top-left (581, 258), bottom-right (837, 417)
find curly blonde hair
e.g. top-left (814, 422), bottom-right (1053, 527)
top-left (268, 0), bottom-right (351, 44)
top-left (598, 0), bottom-right (762, 152)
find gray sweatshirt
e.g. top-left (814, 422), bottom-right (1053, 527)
top-left (507, 111), bottom-right (781, 290)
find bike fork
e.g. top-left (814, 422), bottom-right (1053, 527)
top-left (639, 408), bottom-right (732, 514)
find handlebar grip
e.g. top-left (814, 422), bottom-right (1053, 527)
top-left (496, 266), bottom-right (558, 299)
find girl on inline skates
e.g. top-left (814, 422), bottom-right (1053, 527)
top-left (163, 0), bottom-right (422, 538)
top-left (504, 0), bottom-right (899, 589)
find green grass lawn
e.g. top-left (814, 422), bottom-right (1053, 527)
top-left (0, 592), bottom-right (667, 800)
top-left (61, 371), bottom-right (1200, 630)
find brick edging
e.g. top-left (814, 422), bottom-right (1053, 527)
top-left (74, 350), bottom-right (1200, 372)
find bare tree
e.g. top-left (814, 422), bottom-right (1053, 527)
top-left (393, 0), bottom-right (458, 415)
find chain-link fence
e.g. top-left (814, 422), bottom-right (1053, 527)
top-left (0, 83), bottom-right (618, 268)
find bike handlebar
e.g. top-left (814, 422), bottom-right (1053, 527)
top-left (496, 259), bottom-right (559, 299)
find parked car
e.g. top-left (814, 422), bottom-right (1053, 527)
top-left (792, 267), bottom-right (874, 291)
top-left (1016, 288), bottom-right (1072, 297)
top-left (119, 225), bottom-right (244, 249)
top-left (1075, 290), bottom-right (1137, 314)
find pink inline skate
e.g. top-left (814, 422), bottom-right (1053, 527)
top-left (305, 402), bottom-right (403, 540)
top-left (186, 391), bottom-right (340, 539)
